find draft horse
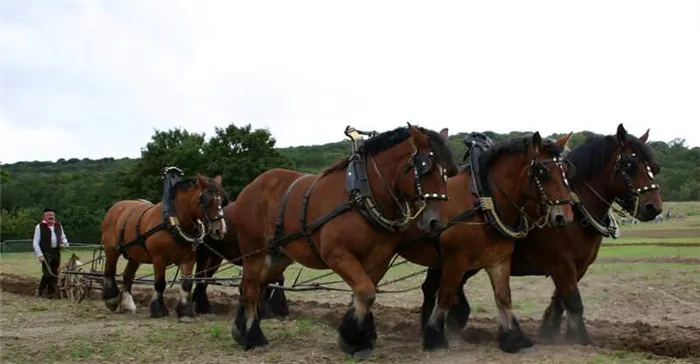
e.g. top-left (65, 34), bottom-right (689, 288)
top-left (398, 131), bottom-right (576, 353)
top-left (231, 124), bottom-right (459, 359)
top-left (100, 167), bottom-right (229, 322)
top-left (433, 123), bottom-right (664, 346)
top-left (193, 200), bottom-right (289, 318)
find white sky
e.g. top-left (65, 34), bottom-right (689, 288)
top-left (1, 0), bottom-right (698, 163)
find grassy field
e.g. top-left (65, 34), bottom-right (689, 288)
top-left (0, 201), bottom-right (698, 363)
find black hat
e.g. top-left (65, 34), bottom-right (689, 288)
top-left (43, 207), bottom-right (55, 213)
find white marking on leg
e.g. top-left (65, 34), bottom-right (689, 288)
top-left (427, 299), bottom-right (447, 327)
top-left (121, 291), bottom-right (137, 313)
top-left (179, 285), bottom-right (189, 305)
top-left (352, 294), bottom-right (369, 324)
top-left (497, 308), bottom-right (513, 331)
top-left (151, 286), bottom-right (159, 302)
top-left (245, 311), bottom-right (255, 330)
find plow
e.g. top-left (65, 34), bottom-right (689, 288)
top-left (57, 244), bottom-right (428, 304)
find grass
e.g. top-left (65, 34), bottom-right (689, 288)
top-left (603, 237), bottom-right (699, 244)
top-left (597, 245), bottom-right (700, 258)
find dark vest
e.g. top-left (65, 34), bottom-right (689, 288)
top-left (39, 222), bottom-right (63, 251)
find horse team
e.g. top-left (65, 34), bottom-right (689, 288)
top-left (99, 122), bottom-right (663, 360)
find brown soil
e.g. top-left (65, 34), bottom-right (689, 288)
top-left (2, 273), bottom-right (699, 362)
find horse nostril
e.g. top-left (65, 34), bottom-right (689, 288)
top-left (645, 203), bottom-right (661, 216)
top-left (428, 218), bottom-right (441, 232)
top-left (554, 214), bottom-right (566, 228)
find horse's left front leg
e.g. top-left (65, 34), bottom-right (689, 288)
top-left (485, 257), bottom-right (533, 353)
top-left (150, 257), bottom-right (169, 318)
top-left (549, 262), bottom-right (593, 345)
top-left (176, 256), bottom-right (196, 323)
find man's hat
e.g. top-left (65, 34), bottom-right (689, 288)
top-left (43, 207), bottom-right (55, 213)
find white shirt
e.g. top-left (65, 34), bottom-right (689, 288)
top-left (32, 223), bottom-right (69, 258)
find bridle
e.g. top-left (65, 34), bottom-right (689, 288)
top-left (493, 151), bottom-right (574, 230)
top-left (580, 150), bottom-right (660, 218)
top-left (526, 154), bottom-right (575, 227)
top-left (197, 188), bottom-right (227, 235)
top-left (365, 146), bottom-right (451, 230)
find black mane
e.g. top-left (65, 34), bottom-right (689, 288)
top-left (321, 125), bottom-right (456, 176)
top-left (567, 134), bottom-right (658, 181)
top-left (476, 134), bottom-right (564, 170)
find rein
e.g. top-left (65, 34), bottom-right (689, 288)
top-left (570, 150), bottom-right (659, 237)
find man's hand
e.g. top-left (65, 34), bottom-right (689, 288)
top-left (37, 256), bottom-right (45, 264)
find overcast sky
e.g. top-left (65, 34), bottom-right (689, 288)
top-left (1, 0), bottom-right (698, 163)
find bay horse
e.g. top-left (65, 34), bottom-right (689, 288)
top-left (192, 200), bottom-right (289, 318)
top-left (430, 123), bottom-right (663, 346)
top-left (100, 167), bottom-right (229, 322)
top-left (397, 131), bottom-right (576, 353)
top-left (231, 124), bottom-right (458, 359)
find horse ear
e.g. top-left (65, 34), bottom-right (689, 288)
top-left (196, 173), bottom-right (209, 188)
top-left (556, 132), bottom-right (573, 150)
top-left (616, 123), bottom-right (628, 144)
top-left (439, 128), bottom-right (449, 141)
top-left (639, 128), bottom-right (650, 143)
top-left (532, 131), bottom-right (543, 151)
top-left (407, 123), bottom-right (429, 148)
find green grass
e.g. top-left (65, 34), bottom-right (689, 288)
top-left (598, 245), bottom-right (700, 258)
top-left (603, 237), bottom-right (700, 244)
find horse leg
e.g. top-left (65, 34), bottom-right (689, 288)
top-left (538, 289), bottom-right (565, 343)
top-left (485, 258), bottom-right (533, 353)
top-left (193, 248), bottom-right (218, 315)
top-left (422, 254), bottom-right (467, 351)
top-left (420, 267), bottom-right (441, 333)
top-left (117, 259), bottom-right (140, 314)
top-left (330, 253), bottom-right (378, 360)
top-left (447, 269), bottom-right (479, 332)
top-left (176, 258), bottom-right (196, 323)
top-left (101, 247), bottom-right (121, 311)
top-left (259, 273), bottom-right (290, 319)
top-left (550, 263), bottom-right (593, 345)
top-left (149, 257), bottom-right (169, 318)
top-left (231, 252), bottom-right (269, 350)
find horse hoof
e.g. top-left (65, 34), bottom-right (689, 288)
top-left (179, 316), bottom-right (194, 323)
top-left (352, 348), bottom-right (373, 361)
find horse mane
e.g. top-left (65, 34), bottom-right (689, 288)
top-left (174, 176), bottom-right (227, 196)
top-left (467, 134), bottom-right (564, 172)
top-left (567, 134), bottom-right (658, 182)
top-left (320, 126), bottom-right (456, 177)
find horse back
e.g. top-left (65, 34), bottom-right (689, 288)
top-left (101, 199), bottom-right (158, 248)
top-left (233, 168), bottom-right (315, 238)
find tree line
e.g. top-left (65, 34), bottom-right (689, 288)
top-left (1, 123), bottom-right (698, 245)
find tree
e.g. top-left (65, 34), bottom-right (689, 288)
top-left (202, 123), bottom-right (294, 199)
top-left (0, 167), bottom-right (9, 184)
top-left (117, 128), bottom-right (207, 202)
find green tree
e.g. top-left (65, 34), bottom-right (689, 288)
top-left (202, 123), bottom-right (294, 199)
top-left (117, 128), bottom-right (207, 202)
top-left (0, 166), bottom-right (9, 184)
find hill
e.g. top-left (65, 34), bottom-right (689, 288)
top-left (1, 125), bottom-right (698, 243)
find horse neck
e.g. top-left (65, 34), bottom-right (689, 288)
top-left (488, 156), bottom-right (530, 226)
top-left (365, 146), bottom-right (412, 220)
top-left (572, 167), bottom-right (617, 220)
top-left (171, 190), bottom-right (200, 229)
